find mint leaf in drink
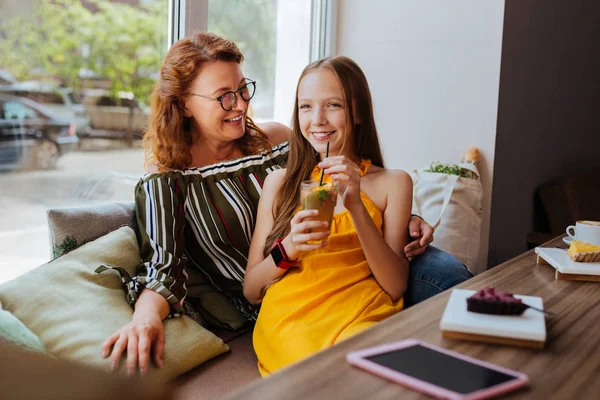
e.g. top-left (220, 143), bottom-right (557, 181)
top-left (317, 189), bottom-right (329, 202)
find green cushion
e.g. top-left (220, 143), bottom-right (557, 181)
top-left (0, 306), bottom-right (48, 354)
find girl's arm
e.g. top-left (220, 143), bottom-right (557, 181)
top-left (244, 169), bottom-right (330, 304)
top-left (350, 171), bottom-right (413, 301)
top-left (244, 170), bottom-right (288, 304)
top-left (322, 156), bottom-right (412, 302)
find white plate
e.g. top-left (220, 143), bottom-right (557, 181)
top-left (535, 247), bottom-right (600, 275)
top-left (439, 289), bottom-right (547, 342)
top-left (563, 236), bottom-right (573, 246)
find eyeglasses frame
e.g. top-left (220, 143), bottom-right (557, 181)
top-left (190, 79), bottom-right (256, 111)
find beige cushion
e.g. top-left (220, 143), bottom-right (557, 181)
top-left (0, 226), bottom-right (228, 381)
top-left (47, 202), bottom-right (251, 331)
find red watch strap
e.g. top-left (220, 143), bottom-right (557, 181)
top-left (276, 238), bottom-right (297, 262)
top-left (271, 238), bottom-right (297, 270)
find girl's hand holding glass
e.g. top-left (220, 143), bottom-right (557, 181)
top-left (283, 209), bottom-right (331, 259)
top-left (318, 156), bottom-right (362, 211)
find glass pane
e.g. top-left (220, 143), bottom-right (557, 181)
top-left (208, 0), bottom-right (312, 124)
top-left (0, 0), bottom-right (168, 282)
top-left (3, 101), bottom-right (40, 120)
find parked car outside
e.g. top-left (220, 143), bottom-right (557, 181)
top-left (0, 94), bottom-right (78, 170)
top-left (0, 69), bottom-right (16, 85)
top-left (82, 91), bottom-right (149, 135)
top-left (0, 82), bottom-right (91, 134)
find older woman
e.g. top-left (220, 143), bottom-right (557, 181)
top-left (100, 32), bottom-right (472, 376)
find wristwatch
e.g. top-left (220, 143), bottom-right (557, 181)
top-left (270, 238), bottom-right (297, 270)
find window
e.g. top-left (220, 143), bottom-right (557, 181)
top-left (16, 92), bottom-right (65, 106)
top-left (3, 101), bottom-right (40, 120)
top-left (181, 0), bottom-right (322, 124)
top-left (208, 0), bottom-right (314, 123)
top-left (0, 0), bottom-right (169, 282)
top-left (0, 0), bottom-right (330, 283)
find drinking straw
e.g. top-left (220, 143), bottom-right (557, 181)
top-left (318, 142), bottom-right (329, 186)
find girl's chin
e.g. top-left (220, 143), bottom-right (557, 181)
top-left (312, 141), bottom-right (339, 152)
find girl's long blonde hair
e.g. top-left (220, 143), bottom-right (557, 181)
top-left (263, 56), bottom-right (385, 256)
top-left (143, 31), bottom-right (271, 170)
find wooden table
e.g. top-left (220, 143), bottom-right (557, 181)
top-left (223, 237), bottom-right (600, 399)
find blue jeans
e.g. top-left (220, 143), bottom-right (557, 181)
top-left (404, 246), bottom-right (473, 307)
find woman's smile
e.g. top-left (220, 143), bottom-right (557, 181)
top-left (224, 114), bottom-right (244, 125)
top-left (312, 131), bottom-right (336, 141)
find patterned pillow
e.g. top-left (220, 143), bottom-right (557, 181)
top-left (47, 202), bottom-right (137, 258)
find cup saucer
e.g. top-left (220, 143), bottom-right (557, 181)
top-left (563, 236), bottom-right (573, 246)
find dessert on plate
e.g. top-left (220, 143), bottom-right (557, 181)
top-left (467, 287), bottom-right (529, 315)
top-left (567, 240), bottom-right (600, 262)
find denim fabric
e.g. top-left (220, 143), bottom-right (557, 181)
top-left (404, 246), bottom-right (474, 307)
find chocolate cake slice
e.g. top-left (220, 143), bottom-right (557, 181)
top-left (466, 287), bottom-right (528, 315)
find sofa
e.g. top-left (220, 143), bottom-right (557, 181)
top-left (43, 201), bottom-right (261, 399)
top-left (2, 171), bottom-right (475, 400)
top-left (0, 201), bottom-right (258, 400)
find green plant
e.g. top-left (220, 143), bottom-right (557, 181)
top-left (425, 162), bottom-right (470, 178)
top-left (53, 235), bottom-right (79, 258)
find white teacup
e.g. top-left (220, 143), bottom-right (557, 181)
top-left (566, 220), bottom-right (600, 246)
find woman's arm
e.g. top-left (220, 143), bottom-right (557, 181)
top-left (134, 175), bottom-right (189, 314)
top-left (102, 288), bottom-right (169, 375)
top-left (101, 174), bottom-right (189, 375)
top-left (351, 171), bottom-right (413, 301)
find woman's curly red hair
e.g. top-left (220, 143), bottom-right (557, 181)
top-left (143, 32), bottom-right (271, 170)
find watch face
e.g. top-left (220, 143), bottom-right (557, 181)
top-left (271, 244), bottom-right (284, 266)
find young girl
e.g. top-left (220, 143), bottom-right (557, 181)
top-left (243, 56), bottom-right (413, 376)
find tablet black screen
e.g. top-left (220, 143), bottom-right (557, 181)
top-left (365, 344), bottom-right (517, 394)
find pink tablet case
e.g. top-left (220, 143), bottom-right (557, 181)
top-left (346, 339), bottom-right (529, 400)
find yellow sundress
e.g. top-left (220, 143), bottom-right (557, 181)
top-left (253, 159), bottom-right (404, 376)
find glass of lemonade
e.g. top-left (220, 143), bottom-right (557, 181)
top-left (300, 180), bottom-right (338, 244)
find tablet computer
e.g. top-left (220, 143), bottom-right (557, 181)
top-left (346, 339), bottom-right (529, 400)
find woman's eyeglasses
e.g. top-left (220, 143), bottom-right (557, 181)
top-left (191, 79), bottom-right (256, 111)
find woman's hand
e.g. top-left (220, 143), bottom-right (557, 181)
top-left (404, 216), bottom-right (435, 260)
top-left (101, 290), bottom-right (168, 376)
top-left (282, 209), bottom-right (331, 260)
top-left (318, 156), bottom-right (362, 212)
top-left (102, 310), bottom-right (165, 376)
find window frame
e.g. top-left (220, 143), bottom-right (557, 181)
top-left (168, 0), bottom-right (335, 57)
top-left (310, 0), bottom-right (337, 61)
top-left (168, 0), bottom-right (207, 47)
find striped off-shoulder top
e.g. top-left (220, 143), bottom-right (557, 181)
top-left (110, 142), bottom-right (289, 323)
